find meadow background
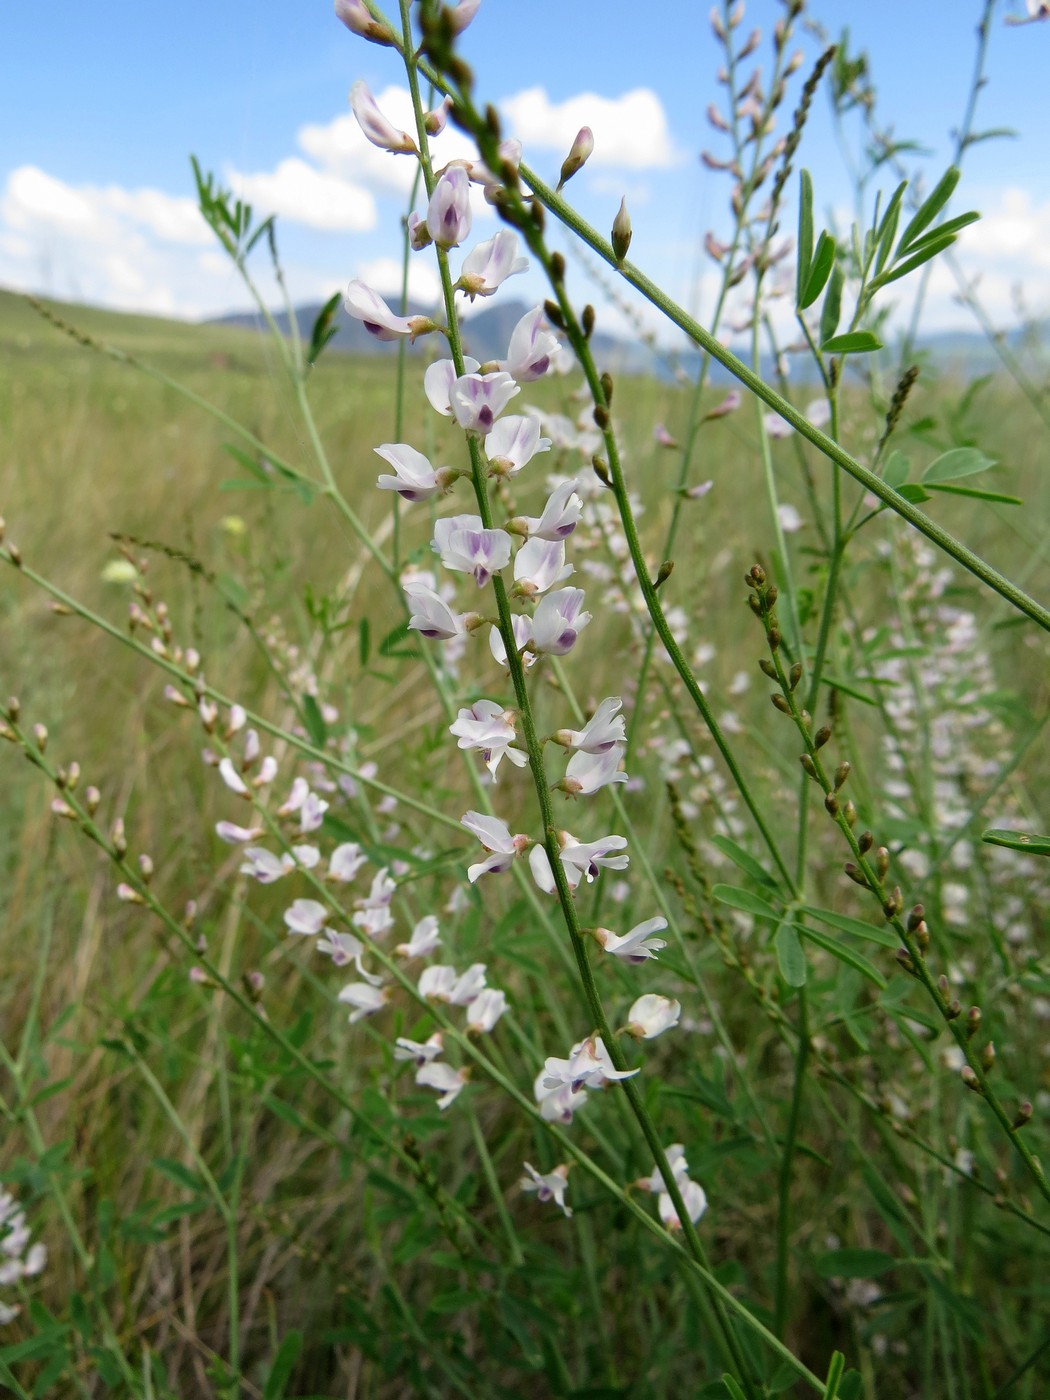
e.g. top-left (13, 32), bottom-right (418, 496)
top-left (2, 2), bottom-right (1050, 1398)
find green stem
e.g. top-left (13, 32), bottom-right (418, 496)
top-left (774, 988), bottom-right (809, 1338)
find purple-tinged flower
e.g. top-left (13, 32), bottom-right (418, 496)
top-left (334, 0), bottom-right (394, 44)
top-left (328, 841), bottom-right (366, 883)
top-left (560, 831), bottom-right (630, 886)
top-left (636, 1144), bottom-right (689, 1194)
top-left (375, 443), bottom-right (454, 501)
top-left (626, 993), bottom-right (681, 1040)
top-left (300, 791), bottom-right (328, 833)
top-left (489, 615), bottom-right (534, 670)
top-left (277, 776), bottom-right (309, 815)
top-left (534, 1071), bottom-right (588, 1124)
top-left (396, 914), bottom-right (442, 959)
top-left (353, 903), bottom-right (394, 938)
top-left (705, 389), bottom-right (740, 419)
top-left (513, 537), bottom-right (572, 598)
top-left (359, 867), bottom-right (395, 909)
top-left (215, 820), bottom-right (265, 844)
top-left (449, 371), bottom-right (520, 432)
top-left (446, 0), bottom-right (481, 34)
top-left (349, 80), bottom-right (416, 154)
top-left (1006, 1), bottom-right (1050, 23)
top-left (450, 700), bottom-right (528, 780)
top-left (563, 744), bottom-right (627, 795)
top-left (418, 964), bottom-right (459, 1001)
top-left (290, 844), bottom-right (321, 869)
top-left (458, 230), bottom-right (529, 299)
top-left (531, 587), bottom-right (591, 655)
top-left (424, 95), bottom-right (454, 135)
top-left (593, 916), bottom-right (668, 963)
top-left (426, 165), bottom-right (473, 249)
top-left (433, 515), bottom-right (513, 586)
top-left (501, 307), bottom-right (560, 382)
top-left (424, 356), bottom-right (480, 415)
top-left (552, 696), bottom-right (625, 753)
top-left (543, 1036), bottom-right (638, 1093)
top-left (344, 280), bottom-right (434, 342)
top-left (461, 810), bottom-right (529, 882)
top-left (338, 982), bottom-right (390, 1023)
top-left (394, 1032), bottom-right (444, 1067)
top-left (485, 414), bottom-right (551, 477)
top-left (416, 1061), bottom-right (469, 1109)
top-left (404, 581), bottom-right (472, 640)
top-left (466, 988), bottom-right (508, 1033)
top-left (509, 480), bottom-right (583, 541)
top-left (316, 928), bottom-right (365, 967)
top-left (653, 422), bottom-right (679, 449)
top-left (284, 899), bottom-right (329, 936)
top-left (240, 847), bottom-right (293, 884)
top-left (659, 1180), bottom-right (708, 1230)
top-left (520, 1161), bottom-right (572, 1217)
top-left (407, 211), bottom-right (431, 251)
top-left (218, 757), bottom-right (249, 796)
top-left (450, 963), bottom-right (488, 1006)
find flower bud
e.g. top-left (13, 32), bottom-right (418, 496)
top-left (966, 1006), bottom-right (982, 1040)
top-left (112, 818), bottom-right (127, 857)
top-left (960, 1065), bottom-right (981, 1093)
top-left (558, 127), bottom-right (594, 191)
top-left (85, 786), bottom-right (101, 815)
top-left (611, 198), bottom-right (632, 263)
top-left (334, 0), bottom-right (395, 46)
top-left (138, 854), bottom-right (154, 884)
top-left (33, 722), bottom-right (48, 753)
top-left (1013, 1102), bottom-right (1033, 1129)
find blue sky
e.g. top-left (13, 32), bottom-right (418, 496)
top-left (2, 1), bottom-right (1048, 340)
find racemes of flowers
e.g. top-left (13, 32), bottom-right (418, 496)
top-left (334, 43), bottom-right (689, 1224)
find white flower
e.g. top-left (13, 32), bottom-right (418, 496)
top-left (394, 1032), bottom-right (444, 1066)
top-left (465, 987), bottom-right (508, 1033)
top-left (315, 928), bottom-right (365, 967)
top-left (534, 1073), bottom-right (588, 1124)
top-left (593, 916), bottom-right (668, 964)
top-left (433, 515), bottom-right (513, 587)
top-left (300, 791), bottom-right (329, 833)
top-left (418, 964), bottom-right (458, 1001)
top-left (215, 820), bottom-right (265, 844)
top-left (416, 1061), bottom-right (469, 1109)
top-left (449, 963), bottom-right (488, 1006)
top-left (426, 164), bottom-right (472, 248)
top-left (552, 697), bottom-right (626, 752)
top-left (501, 307), bottom-right (561, 382)
top-left (531, 831), bottom-right (630, 893)
top-left (531, 587), bottom-right (591, 655)
top-left (396, 914), bottom-right (442, 959)
top-left (240, 847), bottom-right (293, 883)
top-left (489, 615), bottom-right (534, 669)
top-left (277, 776), bottom-right (310, 815)
top-left (459, 229), bottom-right (529, 299)
top-left (328, 842), bottom-right (366, 882)
top-left (542, 1035), bottom-right (638, 1092)
top-left (375, 443), bottom-right (449, 501)
top-left (520, 1162), bottom-right (572, 1217)
top-left (289, 844), bottom-right (321, 869)
top-left (344, 279), bottom-right (431, 342)
top-left (349, 80), bottom-right (416, 154)
top-left (337, 982), bottom-right (390, 1023)
top-left (424, 356), bottom-right (480, 415)
top-left (450, 700), bottom-right (528, 780)
top-left (218, 757), bottom-right (248, 796)
top-left (404, 581), bottom-right (471, 641)
top-left (513, 537), bottom-right (572, 597)
top-left (511, 480), bottom-right (584, 541)
top-left (283, 899), bottom-right (329, 936)
top-left (658, 1180), bottom-right (708, 1230)
top-left (563, 744), bottom-right (627, 796)
top-left (461, 810), bottom-right (529, 882)
top-left (449, 371), bottom-right (520, 432)
top-left (637, 1144), bottom-right (690, 1194)
top-left (484, 414), bottom-right (551, 477)
top-left (626, 994), bottom-right (681, 1040)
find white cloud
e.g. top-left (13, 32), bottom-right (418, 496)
top-left (2, 165), bottom-right (210, 246)
top-left (355, 255), bottom-right (441, 307)
top-left (958, 187), bottom-right (1050, 273)
top-left (228, 157), bottom-right (377, 233)
top-left (500, 87), bottom-right (683, 170)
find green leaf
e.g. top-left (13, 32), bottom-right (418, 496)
top-left (874, 180), bottom-right (907, 276)
top-left (358, 617), bottom-right (371, 667)
top-left (908, 209), bottom-right (979, 246)
top-left (812, 1248), bottom-right (897, 1279)
top-left (709, 835), bottom-right (781, 891)
top-left (712, 884), bottom-right (780, 920)
top-left (819, 674), bottom-right (878, 706)
top-left (307, 292), bottom-right (342, 367)
top-left (378, 621), bottom-right (412, 657)
top-left (896, 165), bottom-right (960, 254)
top-left (819, 262), bottom-right (844, 345)
top-left (151, 1157), bottom-right (204, 1194)
top-left (838, 1374), bottom-right (863, 1400)
top-left (876, 233), bottom-right (957, 287)
top-left (895, 482), bottom-right (932, 504)
top-left (925, 482), bottom-right (1021, 506)
top-left (263, 1331), bottom-right (303, 1400)
top-left (921, 447), bottom-right (996, 483)
top-left (801, 905), bottom-right (899, 948)
top-left (797, 170), bottom-right (815, 306)
top-left (797, 926), bottom-right (886, 988)
top-left (721, 1377), bottom-right (749, 1400)
top-left (799, 230), bottom-right (835, 309)
top-left (775, 922), bottom-right (807, 987)
top-left (983, 828), bottom-right (1050, 857)
top-left (822, 1353), bottom-right (846, 1400)
top-left (882, 449), bottom-right (910, 488)
top-left (820, 330), bottom-right (883, 355)
top-left (302, 694), bottom-right (328, 748)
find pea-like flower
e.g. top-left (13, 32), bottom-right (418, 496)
top-left (529, 830), bottom-right (629, 893)
top-left (375, 443), bottom-right (456, 501)
top-left (404, 580), bottom-right (473, 640)
top-left (394, 1032), bottom-right (444, 1067)
top-left (513, 537), bottom-right (572, 598)
top-left (395, 914), bottom-right (442, 959)
top-left (658, 1180), bottom-right (708, 1230)
top-left (349, 80), bottom-right (416, 154)
top-left (433, 515), bottom-right (512, 587)
top-left (484, 414), bottom-right (551, 477)
top-left (426, 164), bottom-right (472, 249)
top-left (450, 699), bottom-right (528, 780)
top-left (562, 744), bottom-right (627, 795)
top-left (489, 615), bottom-right (534, 669)
top-left (531, 587), bottom-right (591, 655)
top-left (449, 371), bottom-right (520, 432)
top-left (592, 916), bottom-right (668, 963)
top-left (344, 279), bottom-right (434, 341)
top-left (283, 899), bottom-right (329, 936)
top-left (509, 480), bottom-right (583, 541)
top-left (416, 1061), bottom-right (469, 1109)
top-left (424, 356), bottom-right (480, 415)
top-left (337, 982), bottom-right (390, 1023)
top-left (625, 993), bottom-right (681, 1040)
top-left (458, 229), bottom-right (529, 299)
top-left (465, 987), bottom-right (508, 1033)
top-left (520, 1162), bottom-right (572, 1217)
top-left (501, 307), bottom-right (561, 382)
top-left (552, 696), bottom-right (626, 752)
top-left (461, 810), bottom-right (530, 882)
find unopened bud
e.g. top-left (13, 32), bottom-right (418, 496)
top-left (858, 830), bottom-right (873, 854)
top-left (6, 697), bottom-right (19, 722)
top-left (739, 27), bottom-right (761, 59)
top-left (582, 304), bottom-right (596, 339)
top-left (833, 761), bottom-right (850, 791)
top-left (912, 920), bottom-right (929, 953)
top-left (875, 847), bottom-right (890, 879)
top-left (766, 583), bottom-right (779, 608)
top-left (1013, 1102), bottom-right (1033, 1129)
top-left (895, 948), bottom-right (915, 976)
top-left (7, 543), bottom-right (21, 567)
top-left (771, 694), bottom-right (791, 714)
top-left (138, 854), bottom-right (154, 884)
top-left (600, 371), bottom-right (614, 405)
top-left (844, 863), bottom-right (868, 888)
top-left (334, 0), bottom-right (395, 45)
top-left (611, 197), bottom-right (632, 263)
top-left (112, 818), bottom-right (127, 858)
top-left (116, 882), bottom-right (145, 905)
top-left (981, 1041), bottom-right (996, 1072)
top-left (814, 725), bottom-right (832, 749)
top-left (788, 662), bottom-right (803, 691)
top-left (759, 659), bottom-right (776, 679)
top-left (768, 627), bottom-right (781, 651)
top-left (51, 798), bottom-right (76, 820)
top-left (824, 792), bottom-right (839, 816)
top-left (799, 753), bottom-right (816, 777)
top-left (591, 455), bottom-right (611, 487)
top-left (882, 886), bottom-right (903, 920)
top-left (842, 800), bottom-right (857, 827)
top-left (66, 761), bottom-right (80, 790)
top-left (654, 560), bottom-right (674, 590)
top-left (593, 404), bottom-right (610, 431)
top-left (49, 601), bottom-right (73, 616)
top-left (243, 968), bottom-right (265, 1002)
top-left (558, 126), bottom-right (594, 191)
top-left (945, 999), bottom-right (961, 1020)
top-left (966, 1006), bottom-right (982, 1040)
top-left (33, 722), bottom-right (48, 752)
top-left (907, 905), bottom-right (925, 932)
top-left (549, 251), bottom-right (566, 283)
top-left (85, 786), bottom-right (101, 815)
top-left (960, 1065), bottom-right (981, 1093)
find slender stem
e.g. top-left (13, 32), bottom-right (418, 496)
top-left (774, 988), bottom-right (809, 1338)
